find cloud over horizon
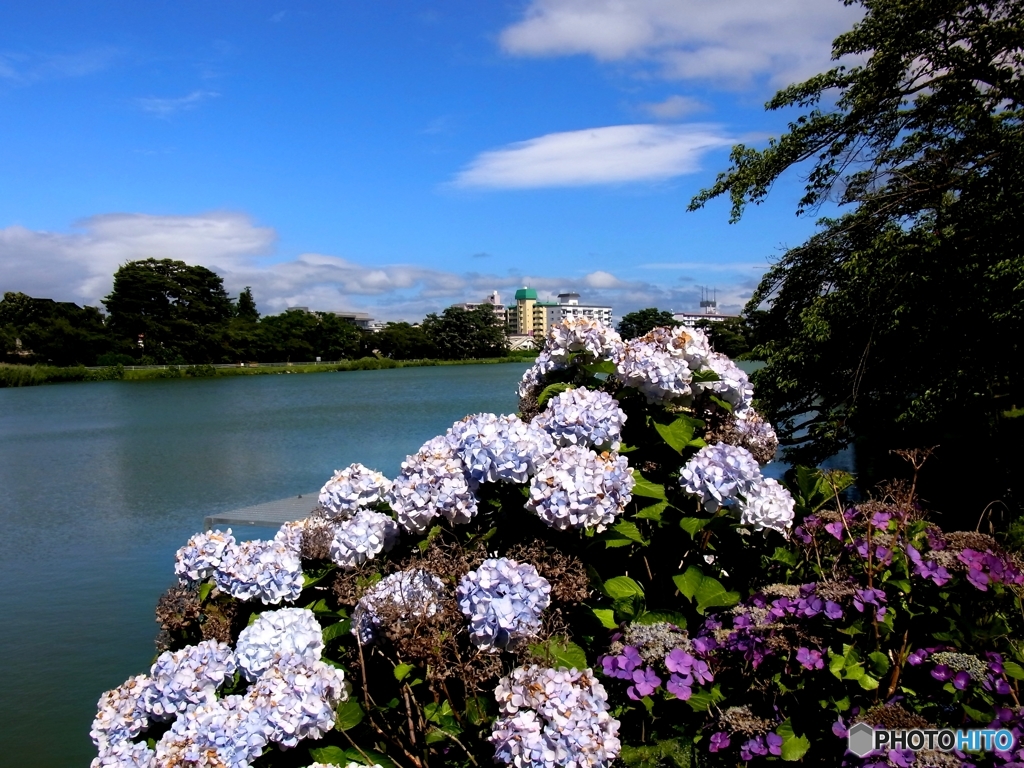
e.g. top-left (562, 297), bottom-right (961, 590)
top-left (0, 212), bottom-right (759, 322)
top-left (452, 123), bottom-right (733, 188)
top-left (500, 0), bottom-right (862, 88)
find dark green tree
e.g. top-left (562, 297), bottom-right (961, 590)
top-left (236, 287), bottom-right (260, 322)
top-left (253, 309), bottom-right (361, 363)
top-left (693, 317), bottom-right (751, 359)
top-left (689, 0), bottom-right (1024, 512)
top-left (369, 322), bottom-right (436, 360)
top-left (422, 306), bottom-right (508, 359)
top-left (0, 292), bottom-right (112, 365)
top-left (104, 259), bottom-right (234, 363)
top-left (616, 308), bottom-right (680, 340)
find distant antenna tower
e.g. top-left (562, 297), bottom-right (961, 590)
top-left (699, 286), bottom-right (719, 314)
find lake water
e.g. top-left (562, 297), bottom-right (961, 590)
top-left (0, 363), bottom-right (529, 768)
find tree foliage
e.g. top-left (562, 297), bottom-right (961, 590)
top-left (617, 308), bottom-right (680, 340)
top-left (0, 292), bottom-right (111, 366)
top-left (421, 306), bottom-right (509, 359)
top-left (369, 322), bottom-right (436, 360)
top-left (690, 0), bottom-right (1024, 497)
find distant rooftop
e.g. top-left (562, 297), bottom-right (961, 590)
top-left (514, 287), bottom-right (538, 301)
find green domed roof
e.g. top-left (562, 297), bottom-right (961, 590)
top-left (514, 287), bottom-right (538, 300)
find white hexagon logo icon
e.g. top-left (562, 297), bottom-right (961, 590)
top-left (848, 722), bottom-right (876, 757)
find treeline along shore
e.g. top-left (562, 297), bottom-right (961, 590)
top-left (0, 353), bottom-right (537, 388)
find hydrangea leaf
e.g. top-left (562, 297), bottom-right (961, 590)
top-left (604, 576), bottom-right (645, 600)
top-left (530, 637), bottom-right (588, 670)
top-left (691, 369), bottom-right (720, 383)
top-left (582, 360), bottom-right (617, 375)
top-left (771, 547), bottom-right (798, 566)
top-left (591, 607), bottom-right (618, 629)
top-left (868, 651), bottom-right (890, 675)
top-left (631, 470), bottom-right (666, 499)
top-left (673, 566), bottom-right (705, 602)
top-left (1003, 661), bottom-right (1024, 680)
top-left (694, 577), bottom-right (740, 615)
top-left (777, 719), bottom-right (810, 761)
top-left (653, 417), bottom-right (696, 454)
top-left (858, 673), bottom-right (879, 690)
top-left (309, 746), bottom-right (348, 765)
top-left (393, 663), bottom-right (415, 681)
top-left (197, 581), bottom-right (214, 602)
top-left (612, 520), bottom-right (648, 545)
top-left (636, 500), bottom-right (667, 521)
top-left (678, 517), bottom-right (709, 537)
top-left (537, 382), bottom-right (571, 407)
top-left (333, 697), bottom-right (365, 731)
top-left (633, 610), bottom-right (687, 628)
top-left (322, 619), bottom-right (352, 643)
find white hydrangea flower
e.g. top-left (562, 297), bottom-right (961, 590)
top-left (329, 509), bottom-right (400, 569)
top-left (526, 446), bottom-right (634, 531)
top-left (91, 739), bottom-right (155, 768)
top-left (235, 607), bottom-right (324, 681)
top-left (696, 351), bottom-right (754, 413)
top-left (490, 666), bottom-right (621, 768)
top-left (174, 529), bottom-right (235, 585)
top-left (450, 413), bottom-right (555, 484)
top-left (614, 338), bottom-right (694, 405)
top-left (534, 387), bottom-right (627, 451)
top-left (213, 539), bottom-right (304, 605)
top-left (458, 558), bottom-right (552, 651)
top-left (318, 463), bottom-right (392, 520)
top-left (679, 443), bottom-right (762, 512)
top-left (739, 477), bottom-right (795, 533)
top-left (273, 518), bottom-right (308, 554)
top-left (351, 569), bottom-right (446, 645)
top-left (644, 325), bottom-right (713, 369)
top-left (245, 653), bottom-right (348, 748)
top-left (154, 694), bottom-right (267, 768)
top-left (90, 675), bottom-right (151, 752)
top-left (545, 317), bottom-right (624, 365)
top-left (143, 640), bottom-right (237, 721)
top-left (518, 349), bottom-right (562, 399)
top-left (387, 435), bottom-right (479, 533)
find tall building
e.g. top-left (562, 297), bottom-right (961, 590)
top-left (506, 288), bottom-right (612, 337)
top-left (449, 291), bottom-right (508, 325)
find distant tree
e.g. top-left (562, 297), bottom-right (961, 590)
top-left (422, 306), bottom-right (508, 359)
top-left (104, 259), bottom-right (234, 363)
top-left (694, 317), bottom-right (751, 359)
top-left (0, 292), bottom-right (111, 365)
top-left (236, 287), bottom-right (260, 322)
top-left (253, 309), bottom-right (362, 362)
top-left (617, 308), bottom-right (680, 340)
top-left (370, 322), bottom-right (436, 360)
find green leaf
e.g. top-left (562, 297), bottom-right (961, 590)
top-left (309, 746), bottom-right (349, 765)
top-left (631, 470), bottom-right (666, 499)
top-left (963, 703), bottom-right (990, 723)
top-left (634, 610), bottom-right (687, 629)
top-left (1003, 661), bottom-right (1024, 680)
top-left (868, 651), bottom-right (891, 675)
top-left (198, 581), bottom-right (214, 602)
top-left (322, 619), bottom-right (352, 643)
top-left (612, 520), bottom-right (648, 545)
top-left (858, 673), bottom-right (879, 690)
top-left (829, 652), bottom-right (846, 679)
top-left (673, 566), bottom-right (705, 601)
top-left (685, 685), bottom-right (724, 712)
top-left (333, 698), bottom-right (365, 731)
top-left (537, 382), bottom-right (571, 407)
top-left (591, 607), bottom-right (618, 629)
top-left (583, 360), bottom-right (617, 375)
top-left (679, 517), bottom-right (709, 537)
top-left (654, 417), bottom-right (696, 454)
top-left (707, 394), bottom-right (733, 413)
top-left (694, 576), bottom-right (740, 614)
top-left (771, 547), bottom-right (798, 566)
top-left (531, 637), bottom-right (588, 670)
top-left (393, 663), bottom-right (415, 681)
top-left (604, 575), bottom-right (645, 600)
top-left (635, 500), bottom-right (667, 521)
top-left (888, 578), bottom-right (912, 594)
top-left (777, 719), bottom-right (810, 761)
top-left (612, 595), bottom-right (643, 619)
top-left (690, 369), bottom-right (720, 383)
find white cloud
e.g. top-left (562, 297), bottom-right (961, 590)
top-left (0, 212), bottom-right (759, 321)
top-left (640, 95), bottom-right (707, 119)
top-left (0, 47), bottom-right (121, 84)
top-left (452, 123), bottom-right (733, 188)
top-left (137, 90), bottom-right (220, 117)
top-left (499, 0), bottom-right (862, 87)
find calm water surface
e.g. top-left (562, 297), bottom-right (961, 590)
top-left (0, 363), bottom-right (528, 767)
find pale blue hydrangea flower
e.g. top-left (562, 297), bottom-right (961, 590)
top-left (235, 607), bottom-right (324, 682)
top-left (318, 463), bottom-right (392, 520)
top-left (246, 652), bottom-right (348, 748)
top-left (154, 695), bottom-right (267, 768)
top-left (534, 387), bottom-right (627, 451)
top-left (143, 640), bottom-right (237, 721)
top-left (733, 409), bottom-right (779, 461)
top-left (174, 529), bottom-right (236, 585)
top-left (329, 509), bottom-right (400, 569)
top-left (90, 739), bottom-right (155, 768)
top-left (643, 325), bottom-right (713, 370)
top-left (696, 351), bottom-right (754, 413)
top-left (614, 338), bottom-right (694, 405)
top-left (90, 675), bottom-right (151, 753)
top-left (490, 666), bottom-right (621, 768)
top-left (526, 446), bottom-right (634, 531)
top-left (739, 477), bottom-right (795, 534)
top-left (449, 413), bottom-right (555, 484)
top-left (213, 539), bottom-right (304, 605)
top-left (679, 444), bottom-right (762, 512)
top-left (273, 518), bottom-right (308, 554)
top-left (387, 435), bottom-right (479, 533)
top-left (518, 349), bottom-right (562, 399)
top-left (351, 569), bottom-right (446, 645)
top-left (544, 317), bottom-right (624, 365)
top-left (457, 558), bottom-right (552, 651)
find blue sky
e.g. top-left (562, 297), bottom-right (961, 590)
top-left (0, 0), bottom-right (861, 321)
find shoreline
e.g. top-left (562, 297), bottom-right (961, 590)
top-left (0, 355), bottom-right (536, 388)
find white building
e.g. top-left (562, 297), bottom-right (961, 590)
top-left (450, 291), bottom-right (508, 325)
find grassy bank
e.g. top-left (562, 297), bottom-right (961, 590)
top-left (0, 354), bottom-right (537, 388)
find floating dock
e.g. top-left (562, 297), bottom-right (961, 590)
top-left (204, 493), bottom-right (317, 531)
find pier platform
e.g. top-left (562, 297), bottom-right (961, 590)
top-left (204, 493), bottom-right (318, 531)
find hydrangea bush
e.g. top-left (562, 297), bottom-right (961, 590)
top-left (95, 318), bottom-right (1024, 768)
